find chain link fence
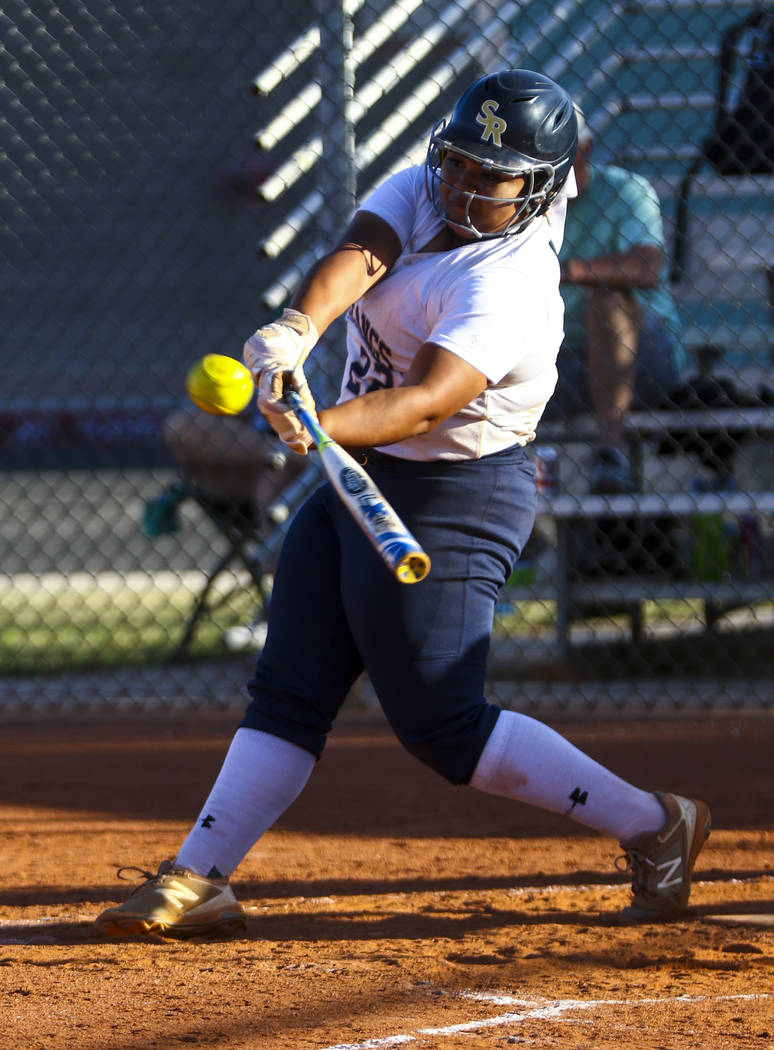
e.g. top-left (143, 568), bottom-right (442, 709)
top-left (2, 0), bottom-right (774, 712)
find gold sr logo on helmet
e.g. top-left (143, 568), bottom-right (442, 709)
top-left (476, 100), bottom-right (507, 147)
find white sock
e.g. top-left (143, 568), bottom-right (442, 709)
top-left (470, 710), bottom-right (665, 842)
top-left (175, 728), bottom-right (315, 878)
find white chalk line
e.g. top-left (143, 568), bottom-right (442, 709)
top-left (316, 992), bottom-right (772, 1050)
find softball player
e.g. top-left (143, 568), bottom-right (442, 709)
top-left (96, 70), bottom-right (710, 940)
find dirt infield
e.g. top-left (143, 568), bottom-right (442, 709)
top-left (1, 706), bottom-right (772, 1049)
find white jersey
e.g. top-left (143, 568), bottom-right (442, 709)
top-left (337, 164), bottom-right (568, 461)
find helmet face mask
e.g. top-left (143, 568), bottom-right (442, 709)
top-left (425, 69), bottom-right (578, 240)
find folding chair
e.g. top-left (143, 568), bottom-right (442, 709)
top-left (155, 406), bottom-right (310, 657)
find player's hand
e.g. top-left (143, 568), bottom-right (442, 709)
top-left (258, 367), bottom-right (318, 455)
top-left (243, 308), bottom-right (319, 383)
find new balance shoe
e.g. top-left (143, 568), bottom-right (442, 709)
top-left (590, 445), bottom-right (635, 494)
top-left (618, 792), bottom-right (711, 921)
top-left (94, 860), bottom-right (247, 939)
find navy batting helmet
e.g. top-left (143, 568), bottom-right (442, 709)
top-left (425, 69), bottom-right (578, 238)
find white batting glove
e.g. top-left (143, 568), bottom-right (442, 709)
top-left (258, 367), bottom-right (318, 455)
top-left (243, 308), bottom-right (319, 383)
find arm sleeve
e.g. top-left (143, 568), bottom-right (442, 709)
top-left (356, 167), bottom-right (423, 246)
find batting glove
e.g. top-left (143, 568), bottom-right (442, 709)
top-left (258, 366), bottom-right (318, 455)
top-left (243, 308), bottom-right (319, 383)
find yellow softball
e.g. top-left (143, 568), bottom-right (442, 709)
top-left (186, 354), bottom-right (254, 415)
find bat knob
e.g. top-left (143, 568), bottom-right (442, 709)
top-left (396, 552), bottom-right (431, 584)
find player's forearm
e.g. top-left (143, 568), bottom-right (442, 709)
top-left (319, 386), bottom-right (439, 449)
top-left (318, 343), bottom-right (487, 449)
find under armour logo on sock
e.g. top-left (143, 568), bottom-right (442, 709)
top-left (568, 787), bottom-right (588, 809)
top-left (200, 813), bottom-right (216, 828)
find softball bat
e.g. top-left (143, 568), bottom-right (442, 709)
top-left (284, 389), bottom-right (431, 584)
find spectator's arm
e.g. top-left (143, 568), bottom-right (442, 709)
top-left (560, 244), bottom-right (663, 290)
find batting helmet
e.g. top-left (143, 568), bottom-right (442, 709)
top-left (425, 69), bottom-right (578, 238)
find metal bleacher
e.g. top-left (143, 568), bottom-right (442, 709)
top-left (513, 2), bottom-right (774, 662)
top-left (588, 0), bottom-right (774, 378)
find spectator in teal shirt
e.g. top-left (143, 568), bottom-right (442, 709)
top-left (545, 106), bottom-right (684, 493)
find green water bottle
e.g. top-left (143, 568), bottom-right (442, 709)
top-left (691, 512), bottom-right (729, 582)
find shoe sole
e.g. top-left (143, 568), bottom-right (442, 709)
top-left (96, 914), bottom-right (247, 940)
top-left (621, 801), bottom-right (712, 922)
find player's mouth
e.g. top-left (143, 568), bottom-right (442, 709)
top-left (441, 194), bottom-right (472, 224)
